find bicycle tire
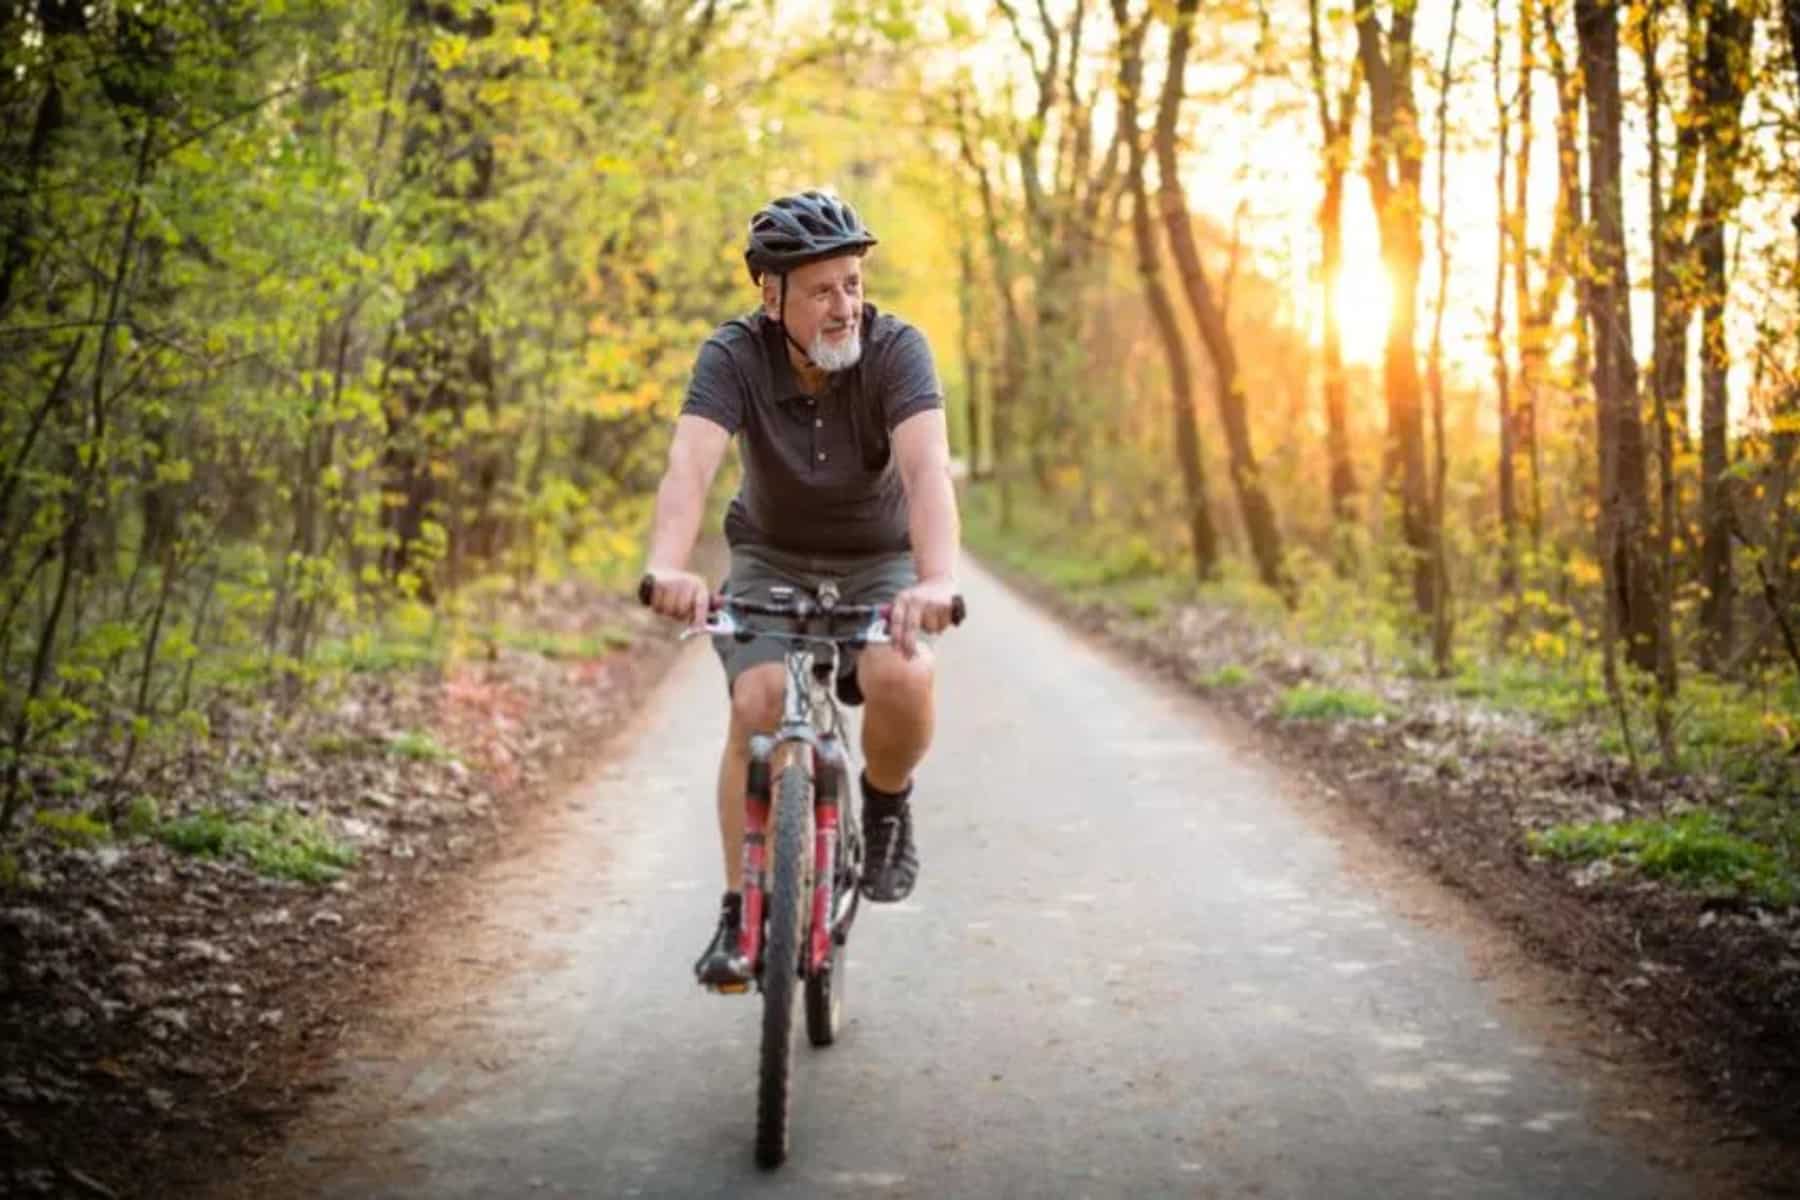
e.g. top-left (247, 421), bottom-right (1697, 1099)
top-left (755, 758), bottom-right (812, 1169)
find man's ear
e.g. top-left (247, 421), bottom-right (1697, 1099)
top-left (760, 277), bottom-right (780, 319)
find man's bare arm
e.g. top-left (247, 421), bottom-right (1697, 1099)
top-left (643, 415), bottom-right (731, 622)
top-left (893, 409), bottom-right (960, 584)
top-left (888, 409), bottom-right (961, 656)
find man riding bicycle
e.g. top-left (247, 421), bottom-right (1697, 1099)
top-left (639, 190), bottom-right (962, 989)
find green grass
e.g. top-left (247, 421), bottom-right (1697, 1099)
top-left (490, 625), bottom-right (633, 659)
top-left (309, 731), bottom-right (373, 757)
top-left (1529, 809), bottom-right (1798, 906)
top-left (314, 632), bottom-right (448, 675)
top-left (157, 806), bottom-right (357, 884)
top-left (1451, 658), bottom-right (1604, 731)
top-left (33, 808), bottom-right (112, 848)
top-left (315, 620), bottom-right (633, 675)
top-left (1277, 684), bottom-right (1391, 721)
top-left (1197, 664), bottom-right (1252, 689)
top-left (310, 729), bottom-right (454, 764)
top-left (962, 486), bottom-right (1189, 606)
top-left (384, 730), bottom-right (452, 763)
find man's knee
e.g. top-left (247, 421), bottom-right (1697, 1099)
top-left (729, 664), bottom-right (786, 734)
top-left (857, 645), bottom-right (934, 712)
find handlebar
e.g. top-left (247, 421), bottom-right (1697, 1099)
top-left (637, 574), bottom-right (966, 627)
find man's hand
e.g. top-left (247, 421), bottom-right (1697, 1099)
top-left (642, 567), bottom-right (712, 628)
top-left (887, 575), bottom-right (958, 659)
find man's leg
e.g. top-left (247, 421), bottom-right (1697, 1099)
top-left (715, 663), bottom-right (786, 886)
top-left (857, 643), bottom-right (936, 791)
top-left (855, 643), bottom-right (935, 901)
top-left (696, 661), bottom-right (784, 987)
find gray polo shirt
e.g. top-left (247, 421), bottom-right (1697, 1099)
top-left (680, 302), bottom-right (943, 556)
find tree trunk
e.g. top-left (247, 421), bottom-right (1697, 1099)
top-left (955, 230), bottom-right (987, 479)
top-left (1493, 0), bottom-right (1519, 627)
top-left (1543, 3), bottom-right (1595, 508)
top-left (1513, 0), bottom-right (1543, 550)
top-left (1307, 0), bottom-right (1360, 551)
top-left (1155, 0), bottom-right (1286, 596)
top-left (1694, 0), bottom-right (1753, 668)
top-left (1644, 0), bottom-right (1680, 763)
top-left (954, 91), bottom-right (1028, 529)
top-left (1110, 0), bottom-right (1218, 580)
top-left (1575, 0), bottom-right (1659, 673)
top-left (1427, 0), bottom-right (1464, 674)
top-left (1355, 3), bottom-right (1434, 617)
top-left (1650, 0), bottom-right (1704, 476)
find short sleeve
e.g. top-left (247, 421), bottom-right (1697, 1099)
top-left (878, 325), bottom-right (943, 431)
top-left (680, 339), bottom-right (744, 435)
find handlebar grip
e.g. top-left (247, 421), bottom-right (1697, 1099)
top-left (640, 574), bottom-right (725, 616)
top-left (950, 595), bottom-right (966, 626)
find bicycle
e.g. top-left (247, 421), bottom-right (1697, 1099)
top-left (638, 574), bottom-right (965, 1168)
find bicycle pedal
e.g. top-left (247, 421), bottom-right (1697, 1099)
top-left (709, 980), bottom-right (751, 995)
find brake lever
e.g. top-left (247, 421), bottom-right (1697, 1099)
top-left (681, 609), bottom-right (739, 641)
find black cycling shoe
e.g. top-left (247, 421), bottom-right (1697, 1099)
top-left (859, 775), bottom-right (918, 903)
top-left (695, 893), bottom-right (752, 990)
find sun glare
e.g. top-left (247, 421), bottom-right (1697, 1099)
top-left (1332, 265), bottom-right (1393, 365)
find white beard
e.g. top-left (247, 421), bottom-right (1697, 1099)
top-left (808, 324), bottom-right (863, 372)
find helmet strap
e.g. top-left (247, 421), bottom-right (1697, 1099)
top-left (776, 273), bottom-right (818, 369)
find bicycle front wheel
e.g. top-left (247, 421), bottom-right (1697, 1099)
top-left (755, 755), bottom-right (813, 1169)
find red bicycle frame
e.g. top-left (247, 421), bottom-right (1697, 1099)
top-left (735, 731), bottom-right (847, 983)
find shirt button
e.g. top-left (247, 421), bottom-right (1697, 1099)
top-left (814, 418), bottom-right (822, 428)
top-left (817, 452), bottom-right (827, 462)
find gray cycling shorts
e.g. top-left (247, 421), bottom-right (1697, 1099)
top-left (713, 544), bottom-right (918, 698)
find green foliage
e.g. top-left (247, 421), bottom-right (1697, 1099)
top-left (1276, 543), bottom-right (1421, 674)
top-left (315, 631), bottom-right (451, 676)
top-left (32, 809), bottom-right (112, 849)
top-left (1529, 810), bottom-right (1797, 905)
top-left (0, 0), bottom-right (791, 834)
top-left (122, 796), bottom-right (161, 839)
top-left (157, 807), bottom-right (357, 884)
top-left (1277, 685), bottom-right (1392, 722)
top-left (961, 482), bottom-right (1190, 615)
top-left (0, 852), bottom-right (19, 891)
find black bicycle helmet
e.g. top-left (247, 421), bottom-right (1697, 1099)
top-left (743, 190), bottom-right (878, 283)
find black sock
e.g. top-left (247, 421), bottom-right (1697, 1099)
top-left (861, 771), bottom-right (912, 815)
top-left (721, 890), bottom-right (742, 922)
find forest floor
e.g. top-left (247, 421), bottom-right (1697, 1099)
top-left (2, 559), bottom-right (1799, 1197)
top-left (0, 578), bottom-right (686, 1198)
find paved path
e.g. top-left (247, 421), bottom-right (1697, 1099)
top-left (260, 561), bottom-right (1687, 1199)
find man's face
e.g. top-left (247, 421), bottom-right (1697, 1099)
top-left (765, 254), bottom-right (864, 371)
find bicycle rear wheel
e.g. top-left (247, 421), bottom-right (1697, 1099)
top-left (755, 756), bottom-right (813, 1169)
top-left (803, 925), bottom-right (845, 1046)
